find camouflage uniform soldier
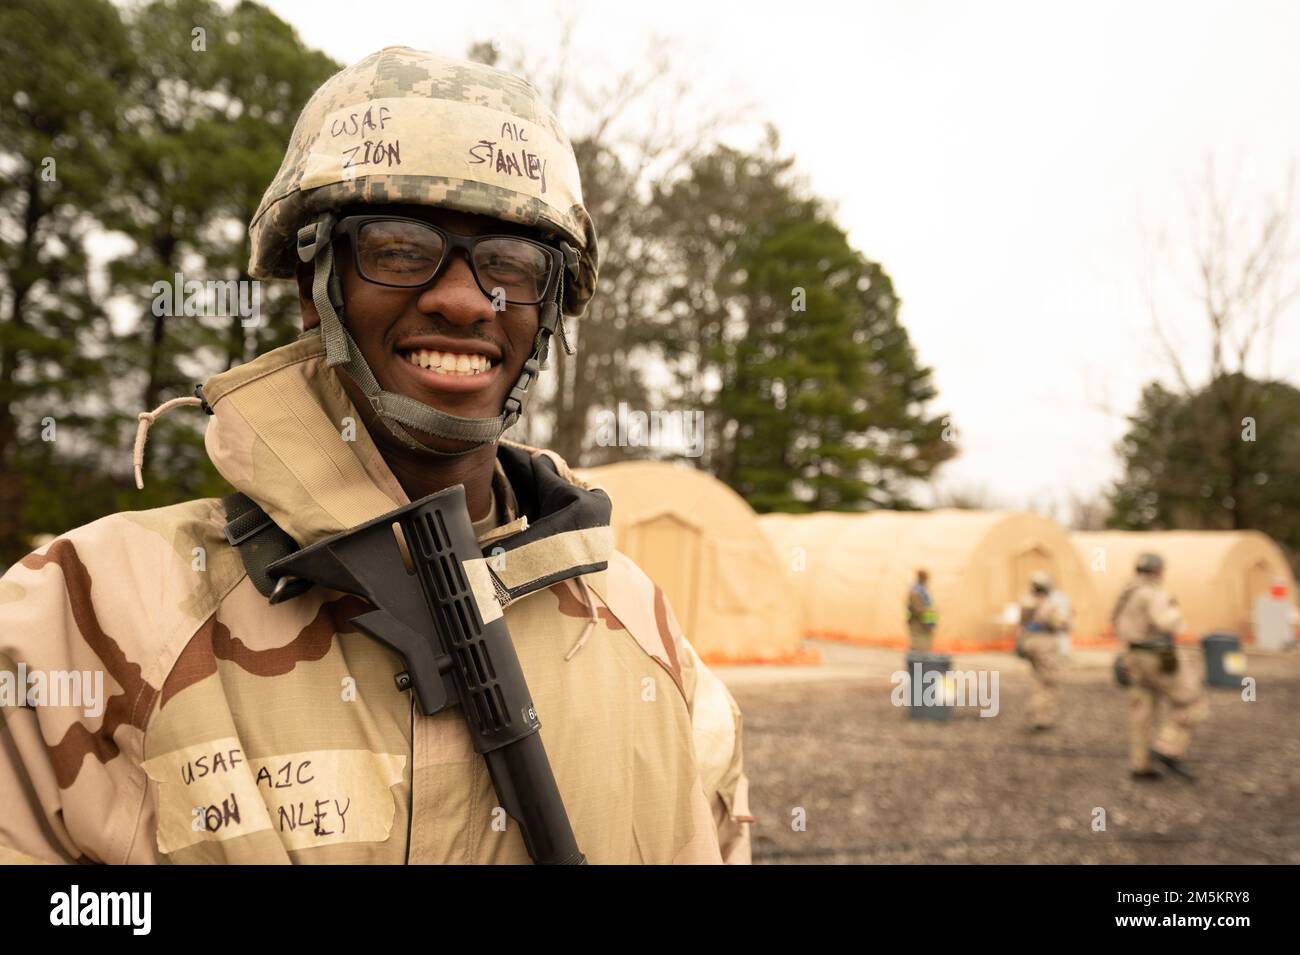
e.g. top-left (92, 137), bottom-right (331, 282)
top-left (1017, 571), bottom-right (1070, 731)
top-left (0, 48), bottom-right (752, 864)
top-left (907, 569), bottom-right (938, 652)
top-left (1112, 553), bottom-right (1207, 781)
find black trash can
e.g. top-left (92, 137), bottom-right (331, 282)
top-left (1202, 632), bottom-right (1246, 688)
top-left (905, 651), bottom-right (952, 721)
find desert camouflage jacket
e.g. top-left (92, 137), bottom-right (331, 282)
top-left (1112, 577), bottom-right (1184, 646)
top-left (0, 335), bottom-right (752, 864)
top-left (1019, 592), bottom-right (1071, 635)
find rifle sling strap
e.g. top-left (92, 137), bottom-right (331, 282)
top-left (221, 492), bottom-right (312, 602)
top-left (1111, 583), bottom-right (1138, 633)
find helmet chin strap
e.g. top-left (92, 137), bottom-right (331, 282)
top-left (296, 212), bottom-right (568, 458)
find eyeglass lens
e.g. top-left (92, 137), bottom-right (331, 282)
top-left (355, 219), bottom-right (552, 303)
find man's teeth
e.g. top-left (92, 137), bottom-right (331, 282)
top-left (402, 350), bottom-right (493, 375)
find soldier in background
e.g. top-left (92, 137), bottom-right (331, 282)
top-left (907, 569), bottom-right (938, 652)
top-left (1112, 553), bottom-right (1208, 781)
top-left (1017, 570), bottom-right (1070, 731)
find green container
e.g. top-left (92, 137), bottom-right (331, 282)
top-left (1201, 632), bottom-right (1246, 688)
top-left (905, 652), bottom-right (952, 721)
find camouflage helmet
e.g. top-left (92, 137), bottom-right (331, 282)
top-left (1136, 552), bottom-right (1164, 575)
top-left (248, 46), bottom-right (599, 318)
top-left (247, 47), bottom-right (600, 455)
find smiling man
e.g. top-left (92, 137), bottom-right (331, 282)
top-left (309, 204), bottom-right (555, 513)
top-left (0, 47), bottom-right (751, 865)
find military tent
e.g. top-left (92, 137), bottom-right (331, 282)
top-left (1071, 530), bottom-right (1298, 644)
top-left (575, 462), bottom-right (811, 664)
top-left (758, 510), bottom-right (1104, 651)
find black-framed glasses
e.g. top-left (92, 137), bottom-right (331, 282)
top-left (332, 215), bottom-right (562, 306)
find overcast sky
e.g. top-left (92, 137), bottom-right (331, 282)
top-left (258, 0), bottom-right (1300, 518)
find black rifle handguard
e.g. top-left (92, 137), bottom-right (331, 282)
top-left (266, 484), bottom-right (585, 865)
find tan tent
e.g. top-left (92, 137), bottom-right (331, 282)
top-left (575, 462), bottom-right (811, 664)
top-left (758, 510), bottom-right (1104, 651)
top-left (1071, 531), bottom-right (1298, 643)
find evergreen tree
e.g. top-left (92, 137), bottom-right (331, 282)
top-left (104, 0), bottom-right (338, 512)
top-left (0, 0), bottom-right (134, 560)
top-left (0, 0), bottom-right (338, 562)
top-left (650, 129), bottom-right (954, 510)
top-left (1109, 373), bottom-right (1300, 574)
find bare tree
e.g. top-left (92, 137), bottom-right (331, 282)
top-left (1143, 153), bottom-right (1299, 393)
top-left (1066, 491), bottom-right (1110, 531)
top-left (933, 482), bottom-right (1002, 511)
top-left (1112, 153), bottom-right (1300, 538)
top-left (468, 18), bottom-right (755, 463)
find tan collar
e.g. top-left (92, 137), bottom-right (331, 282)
top-left (200, 338), bottom-right (607, 608)
top-left (203, 335), bottom-right (405, 548)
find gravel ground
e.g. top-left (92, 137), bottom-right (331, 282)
top-left (716, 641), bottom-right (1300, 864)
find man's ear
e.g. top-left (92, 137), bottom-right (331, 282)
top-left (296, 261), bottom-right (320, 332)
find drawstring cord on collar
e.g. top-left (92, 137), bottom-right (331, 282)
top-left (133, 396), bottom-right (203, 490)
top-left (564, 576), bottom-right (599, 662)
top-left (132, 391), bottom-right (605, 660)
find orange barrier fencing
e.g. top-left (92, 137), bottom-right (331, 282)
top-left (699, 646), bottom-right (823, 666)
